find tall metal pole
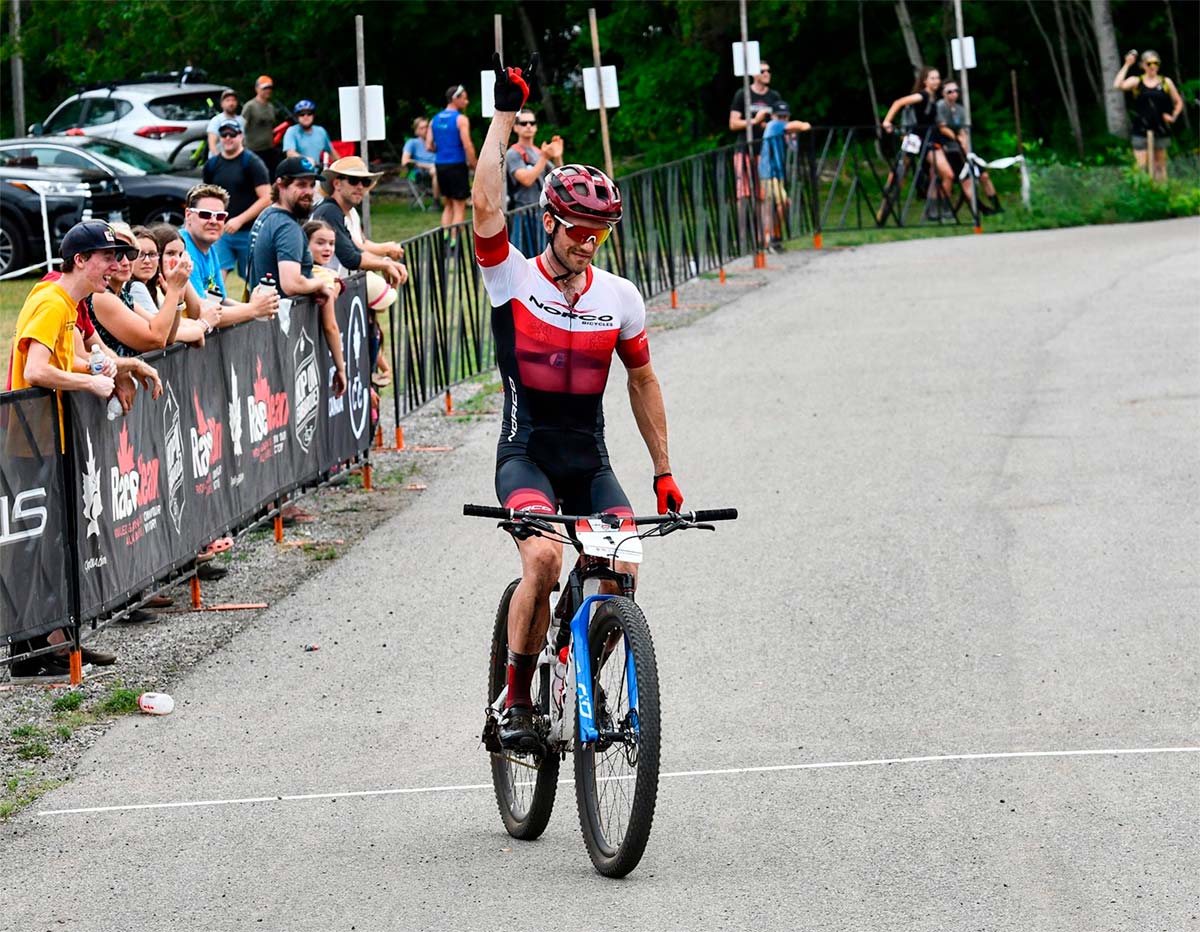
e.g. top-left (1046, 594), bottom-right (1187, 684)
top-left (494, 13), bottom-right (503, 58)
top-left (11, 0), bottom-right (25, 134)
top-left (952, 0), bottom-right (980, 232)
top-left (356, 14), bottom-right (371, 237)
top-left (587, 8), bottom-right (614, 181)
top-left (739, 0), bottom-right (753, 149)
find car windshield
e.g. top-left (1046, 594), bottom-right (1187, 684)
top-left (148, 92), bottom-right (220, 122)
top-left (77, 139), bottom-right (172, 175)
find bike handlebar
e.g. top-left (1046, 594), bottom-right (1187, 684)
top-left (463, 504), bottom-right (738, 524)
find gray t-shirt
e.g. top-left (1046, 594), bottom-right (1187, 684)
top-left (206, 113), bottom-right (244, 137)
top-left (506, 143), bottom-right (548, 208)
top-left (247, 205), bottom-right (312, 295)
top-left (936, 98), bottom-right (964, 132)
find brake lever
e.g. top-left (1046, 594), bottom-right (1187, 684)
top-left (499, 519), bottom-right (555, 541)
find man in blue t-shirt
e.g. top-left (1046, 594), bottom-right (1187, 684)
top-left (757, 101), bottom-right (810, 253)
top-left (282, 100), bottom-right (337, 165)
top-left (248, 156), bottom-right (347, 395)
top-left (429, 84), bottom-right (477, 247)
top-left (181, 183), bottom-right (230, 298)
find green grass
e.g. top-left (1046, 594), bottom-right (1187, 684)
top-left (96, 686), bottom-right (141, 715)
top-left (0, 772), bottom-right (64, 820)
top-left (51, 690), bottom-right (84, 713)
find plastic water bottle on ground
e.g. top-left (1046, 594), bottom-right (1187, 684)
top-left (137, 692), bottom-right (174, 715)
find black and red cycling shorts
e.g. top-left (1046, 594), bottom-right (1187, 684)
top-left (496, 453), bottom-right (632, 518)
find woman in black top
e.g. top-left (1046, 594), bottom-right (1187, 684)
top-left (1113, 49), bottom-right (1183, 181)
top-left (881, 67), bottom-right (956, 220)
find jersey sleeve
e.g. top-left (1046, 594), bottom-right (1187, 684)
top-left (614, 279), bottom-right (650, 369)
top-left (474, 229), bottom-right (530, 306)
top-left (17, 296), bottom-right (66, 357)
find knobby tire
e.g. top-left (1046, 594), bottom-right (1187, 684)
top-left (574, 597), bottom-right (661, 878)
top-left (488, 578), bottom-right (559, 840)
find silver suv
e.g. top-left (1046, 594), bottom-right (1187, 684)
top-left (31, 76), bottom-right (234, 169)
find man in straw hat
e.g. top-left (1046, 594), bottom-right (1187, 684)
top-left (311, 156), bottom-right (408, 292)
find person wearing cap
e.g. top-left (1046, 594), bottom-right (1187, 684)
top-left (757, 101), bottom-right (811, 252)
top-left (206, 89), bottom-right (243, 156)
top-left (430, 84), bottom-right (477, 250)
top-left (311, 156), bottom-right (407, 288)
top-left (283, 100), bottom-right (337, 166)
top-left (248, 156), bottom-right (347, 395)
top-left (242, 75), bottom-right (284, 175)
top-left (203, 119), bottom-right (271, 285)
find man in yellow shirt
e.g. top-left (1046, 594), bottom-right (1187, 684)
top-left (7, 221), bottom-right (139, 683)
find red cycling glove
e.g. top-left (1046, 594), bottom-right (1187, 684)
top-left (492, 52), bottom-right (539, 112)
top-left (653, 473), bottom-right (684, 514)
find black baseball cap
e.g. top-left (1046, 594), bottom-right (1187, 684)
top-left (217, 118), bottom-right (242, 134)
top-left (60, 221), bottom-right (137, 262)
top-left (274, 156), bottom-right (318, 181)
top-left (772, 101), bottom-right (791, 116)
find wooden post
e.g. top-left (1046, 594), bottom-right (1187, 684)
top-left (356, 15), bottom-right (371, 238)
top-left (494, 13), bottom-right (503, 58)
top-left (1011, 69), bottom-right (1023, 156)
top-left (587, 8), bottom-right (615, 182)
top-left (1146, 130), bottom-right (1156, 179)
top-left (363, 460), bottom-right (373, 492)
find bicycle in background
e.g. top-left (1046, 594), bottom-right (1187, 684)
top-left (463, 503), bottom-right (738, 877)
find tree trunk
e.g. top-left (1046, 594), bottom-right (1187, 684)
top-left (1089, 0), bottom-right (1130, 136)
top-left (1028, 0), bottom-right (1085, 157)
top-left (859, 0), bottom-right (881, 123)
top-left (1162, 0), bottom-right (1190, 129)
top-left (894, 0), bottom-right (924, 75)
top-left (1069, 0), bottom-right (1103, 108)
top-left (1052, 0), bottom-right (1086, 157)
top-left (516, 2), bottom-right (557, 124)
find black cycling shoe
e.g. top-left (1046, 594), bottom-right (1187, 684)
top-left (498, 705), bottom-right (541, 752)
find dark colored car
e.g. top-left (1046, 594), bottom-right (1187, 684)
top-left (0, 164), bottom-right (125, 278)
top-left (0, 135), bottom-right (194, 229)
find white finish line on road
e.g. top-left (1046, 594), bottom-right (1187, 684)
top-left (37, 745), bottom-right (1200, 818)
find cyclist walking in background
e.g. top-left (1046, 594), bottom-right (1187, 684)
top-left (473, 50), bottom-right (684, 750)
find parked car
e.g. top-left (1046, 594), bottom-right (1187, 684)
top-left (0, 164), bottom-right (124, 278)
top-left (0, 136), bottom-right (194, 227)
top-left (30, 75), bottom-right (233, 169)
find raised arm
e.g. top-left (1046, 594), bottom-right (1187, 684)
top-left (473, 52), bottom-right (535, 240)
top-left (1114, 50), bottom-right (1138, 91)
top-left (882, 93), bottom-right (922, 132)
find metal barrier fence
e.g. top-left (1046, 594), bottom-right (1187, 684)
top-left (384, 127), bottom-right (998, 423)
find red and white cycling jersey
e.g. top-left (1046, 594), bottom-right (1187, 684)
top-left (475, 229), bottom-right (649, 471)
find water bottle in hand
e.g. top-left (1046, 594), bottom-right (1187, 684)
top-left (89, 344), bottom-right (124, 420)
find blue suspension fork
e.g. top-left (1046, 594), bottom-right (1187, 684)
top-left (571, 594), bottom-right (639, 744)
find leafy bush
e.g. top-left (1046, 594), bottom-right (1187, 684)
top-left (1022, 158), bottom-right (1200, 229)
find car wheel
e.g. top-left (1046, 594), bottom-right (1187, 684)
top-left (141, 203), bottom-right (186, 227)
top-left (0, 213), bottom-right (27, 278)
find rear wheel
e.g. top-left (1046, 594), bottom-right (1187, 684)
top-left (0, 212), bottom-right (27, 278)
top-left (488, 578), bottom-right (559, 840)
top-left (139, 201), bottom-right (186, 228)
top-left (574, 596), bottom-right (661, 877)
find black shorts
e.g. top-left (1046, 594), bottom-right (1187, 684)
top-left (436, 162), bottom-right (470, 201)
top-left (496, 454), bottom-right (632, 518)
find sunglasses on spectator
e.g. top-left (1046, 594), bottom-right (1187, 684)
top-left (555, 215), bottom-right (614, 246)
top-left (188, 207), bottom-right (229, 221)
top-left (219, 130), bottom-right (242, 138)
top-left (338, 176), bottom-right (371, 187)
top-left (297, 110), bottom-right (315, 117)
top-left (1144, 60), bottom-right (1160, 66)
top-left (945, 87), bottom-right (959, 93)
top-left (515, 119), bottom-right (537, 126)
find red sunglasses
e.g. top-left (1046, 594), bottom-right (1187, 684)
top-left (555, 215), bottom-right (614, 246)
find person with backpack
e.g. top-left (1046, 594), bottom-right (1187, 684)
top-left (203, 119), bottom-right (272, 286)
top-left (505, 107), bottom-right (563, 252)
top-left (1114, 49), bottom-right (1184, 181)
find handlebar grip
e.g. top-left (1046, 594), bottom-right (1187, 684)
top-left (463, 504), bottom-right (510, 519)
top-left (692, 508), bottom-right (738, 522)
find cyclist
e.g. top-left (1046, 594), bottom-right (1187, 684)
top-left (473, 53), bottom-right (684, 750)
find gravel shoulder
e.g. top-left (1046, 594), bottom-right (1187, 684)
top-left (0, 251), bottom-right (778, 818)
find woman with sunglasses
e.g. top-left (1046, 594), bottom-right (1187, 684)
top-left (881, 66), bottom-right (957, 221)
top-left (1114, 50), bottom-right (1183, 181)
top-left (935, 83), bottom-right (1002, 214)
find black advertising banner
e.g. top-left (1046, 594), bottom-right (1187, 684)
top-left (0, 390), bottom-right (73, 643)
top-left (65, 275), bottom-right (371, 621)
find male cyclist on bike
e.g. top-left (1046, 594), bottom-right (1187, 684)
top-left (474, 54), bottom-right (684, 750)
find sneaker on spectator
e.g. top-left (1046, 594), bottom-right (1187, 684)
top-left (80, 647), bottom-right (117, 666)
top-left (197, 562), bottom-right (229, 581)
top-left (144, 594), bottom-right (174, 609)
top-left (118, 608), bottom-right (159, 624)
top-left (10, 654), bottom-right (72, 684)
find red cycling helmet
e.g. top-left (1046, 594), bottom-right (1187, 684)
top-left (540, 163), bottom-right (622, 224)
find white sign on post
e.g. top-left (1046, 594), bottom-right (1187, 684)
top-left (582, 66), bottom-right (619, 111)
top-left (480, 71), bottom-right (496, 118)
top-left (951, 36), bottom-right (977, 70)
top-left (338, 85), bottom-right (386, 141)
top-left (731, 41), bottom-right (761, 77)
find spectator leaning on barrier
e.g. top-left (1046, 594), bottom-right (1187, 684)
top-left (729, 60), bottom-right (782, 142)
top-left (882, 66), bottom-right (956, 221)
top-left (935, 82), bottom-right (1001, 214)
top-left (430, 84), bottom-right (477, 251)
top-left (203, 120), bottom-right (272, 286)
top-left (311, 156), bottom-right (407, 288)
top-left (283, 100), bottom-right (337, 166)
top-left (182, 183), bottom-right (231, 298)
top-left (206, 89), bottom-right (243, 156)
top-left (241, 75), bottom-right (284, 175)
top-left (248, 156), bottom-right (347, 396)
top-left (758, 101), bottom-right (811, 253)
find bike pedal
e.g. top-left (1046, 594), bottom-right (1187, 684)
top-left (481, 716), bottom-right (502, 754)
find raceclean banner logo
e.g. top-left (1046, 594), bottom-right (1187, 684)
top-left (345, 293), bottom-right (369, 440)
top-left (110, 421), bottom-right (162, 548)
top-left (248, 356), bottom-right (290, 462)
top-left (293, 326), bottom-right (320, 454)
top-left (190, 389), bottom-right (225, 496)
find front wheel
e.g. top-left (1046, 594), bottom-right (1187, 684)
top-left (574, 597), bottom-right (661, 877)
top-left (488, 578), bottom-right (559, 840)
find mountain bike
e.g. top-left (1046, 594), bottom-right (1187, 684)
top-left (463, 503), bottom-right (738, 877)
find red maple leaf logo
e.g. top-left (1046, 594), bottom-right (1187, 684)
top-left (116, 421), bottom-right (135, 474)
top-left (192, 389), bottom-right (208, 437)
top-left (253, 357), bottom-right (270, 406)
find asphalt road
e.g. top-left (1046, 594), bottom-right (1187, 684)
top-left (6, 219), bottom-right (1198, 932)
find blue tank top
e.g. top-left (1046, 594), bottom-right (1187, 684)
top-left (431, 107), bottom-right (465, 165)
